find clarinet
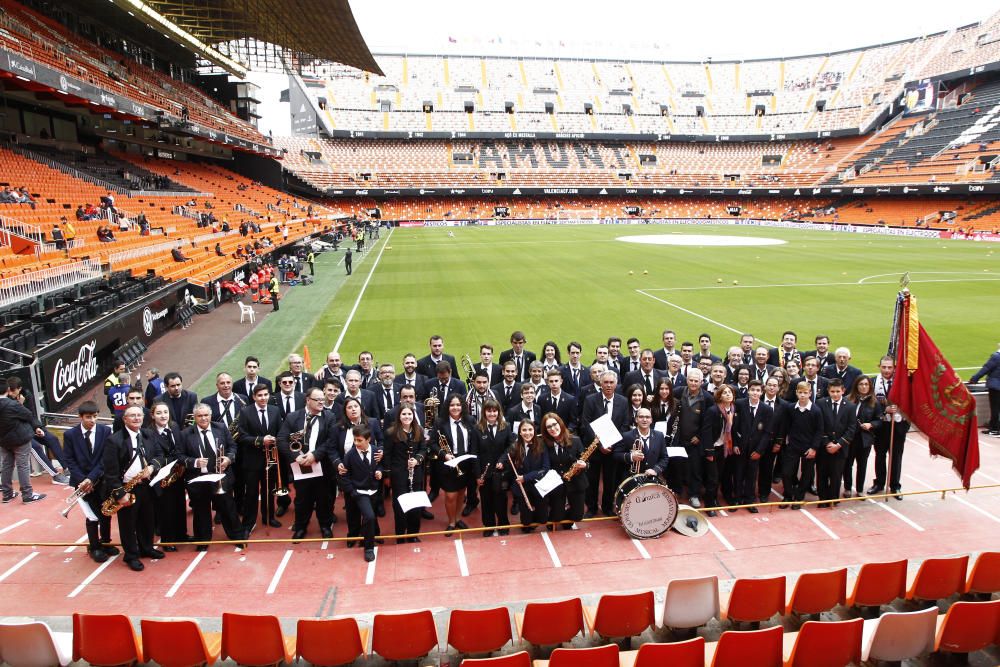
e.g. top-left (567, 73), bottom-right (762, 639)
top-left (406, 436), bottom-right (414, 493)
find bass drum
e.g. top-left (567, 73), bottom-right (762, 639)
top-left (613, 474), bottom-right (679, 540)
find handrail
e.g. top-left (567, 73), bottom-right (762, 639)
top-left (106, 239), bottom-right (180, 268)
top-left (5, 144), bottom-right (127, 195)
top-left (0, 258), bottom-right (103, 308)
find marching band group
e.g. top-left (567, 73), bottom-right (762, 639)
top-left (58, 329), bottom-right (910, 569)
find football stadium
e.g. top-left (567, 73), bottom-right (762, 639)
top-left (0, 0), bottom-right (998, 664)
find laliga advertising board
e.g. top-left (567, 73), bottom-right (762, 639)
top-left (39, 286), bottom-right (183, 412)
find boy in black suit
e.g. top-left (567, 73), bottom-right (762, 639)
top-left (338, 424), bottom-right (383, 562)
top-left (62, 401), bottom-right (118, 562)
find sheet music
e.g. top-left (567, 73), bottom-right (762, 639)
top-left (666, 447), bottom-right (688, 458)
top-left (188, 473), bottom-right (226, 484)
top-left (77, 497), bottom-right (98, 522)
top-left (444, 454), bottom-right (476, 468)
top-left (150, 460), bottom-right (176, 486)
top-left (123, 456), bottom-right (142, 483)
top-left (291, 460), bottom-right (324, 480)
top-left (398, 491), bottom-right (432, 513)
top-left (590, 414), bottom-right (623, 448)
top-left (654, 420), bottom-right (669, 434)
top-left (534, 469), bottom-right (563, 498)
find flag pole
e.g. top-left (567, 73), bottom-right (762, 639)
top-left (885, 274), bottom-right (909, 502)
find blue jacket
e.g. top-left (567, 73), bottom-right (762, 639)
top-left (971, 352), bottom-right (1000, 391)
top-left (62, 423), bottom-right (113, 486)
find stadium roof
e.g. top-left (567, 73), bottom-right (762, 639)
top-left (136, 0), bottom-right (382, 75)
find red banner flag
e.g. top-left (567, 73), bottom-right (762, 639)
top-left (889, 292), bottom-right (980, 488)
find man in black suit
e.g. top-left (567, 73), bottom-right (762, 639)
top-left (111, 387), bottom-right (152, 432)
top-left (676, 369), bottom-right (714, 508)
top-left (158, 372), bottom-right (198, 428)
top-left (664, 354), bottom-right (686, 391)
top-left (314, 350), bottom-right (347, 390)
top-left (606, 336), bottom-right (625, 377)
top-left (394, 353), bottom-right (427, 399)
top-left (466, 370), bottom-right (499, 423)
top-left (339, 369), bottom-right (379, 417)
top-left (538, 369), bottom-right (578, 433)
top-left (103, 406), bottom-right (163, 570)
top-left (498, 330), bottom-right (536, 383)
top-left (491, 360), bottom-right (522, 413)
top-left (575, 363), bottom-right (605, 424)
top-left (768, 330), bottom-right (802, 369)
top-left (760, 376), bottom-right (790, 503)
top-left (283, 353), bottom-right (316, 395)
top-left (560, 341), bottom-right (588, 395)
top-left (180, 404), bottom-right (244, 550)
top-left (732, 381), bottom-right (773, 513)
top-left (337, 423), bottom-right (383, 562)
top-left (233, 356), bottom-right (272, 398)
top-left (652, 329), bottom-right (677, 371)
top-left (353, 351), bottom-right (378, 390)
top-left (472, 344), bottom-right (503, 387)
top-left (820, 347), bottom-right (862, 391)
top-left (279, 387), bottom-right (340, 540)
top-left (802, 334), bottom-right (833, 371)
top-left (613, 407), bottom-right (669, 478)
top-left (581, 370), bottom-right (629, 516)
top-left (869, 356), bottom-right (909, 499)
top-left (697, 333), bottom-right (723, 364)
top-left (797, 357), bottom-right (829, 402)
top-left (271, 371), bottom-right (305, 419)
top-left (781, 381), bottom-right (823, 507)
top-left (423, 361), bottom-right (466, 416)
top-left (506, 384), bottom-right (542, 432)
top-left (236, 384), bottom-right (283, 534)
top-left (739, 333), bottom-right (756, 366)
top-left (622, 338), bottom-right (643, 375)
top-left (749, 347), bottom-right (778, 384)
top-left (622, 349), bottom-right (666, 399)
top-left (62, 401), bottom-right (117, 563)
top-left (417, 335), bottom-right (460, 379)
top-left (678, 342), bottom-right (697, 378)
top-left (816, 379), bottom-right (857, 507)
top-left (372, 363), bottom-right (401, 420)
top-left (203, 373), bottom-right (247, 428)
top-left (382, 385), bottom-right (427, 432)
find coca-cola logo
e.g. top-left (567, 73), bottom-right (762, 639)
top-left (51, 340), bottom-right (99, 403)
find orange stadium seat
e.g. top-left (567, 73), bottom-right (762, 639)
top-left (294, 617), bottom-right (368, 666)
top-left (445, 607), bottom-right (513, 656)
top-left (934, 599), bottom-right (1000, 656)
top-left (705, 626), bottom-right (784, 667)
top-left (965, 551), bottom-right (1000, 595)
top-left (906, 554), bottom-right (969, 603)
top-left (582, 591), bottom-right (656, 643)
top-left (784, 568), bottom-right (847, 617)
top-left (220, 613), bottom-right (295, 666)
top-left (371, 610), bottom-right (438, 662)
top-left (619, 637), bottom-right (706, 667)
top-left (515, 598), bottom-right (586, 649)
top-left (720, 576), bottom-right (786, 626)
top-left (533, 644), bottom-right (619, 667)
top-left (781, 618), bottom-right (863, 667)
top-left (140, 619), bottom-right (221, 667)
top-left (72, 613), bottom-right (143, 666)
top-left (463, 652), bottom-right (532, 666)
top-left (846, 559), bottom-right (908, 609)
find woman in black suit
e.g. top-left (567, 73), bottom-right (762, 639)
top-left (149, 400), bottom-right (187, 550)
top-left (475, 399), bottom-right (512, 537)
top-left (383, 405), bottom-right (427, 543)
top-left (433, 393), bottom-right (478, 535)
top-left (650, 379), bottom-right (683, 492)
top-left (540, 341), bottom-right (562, 373)
top-left (501, 420), bottom-right (550, 532)
top-left (844, 375), bottom-right (884, 498)
top-left (705, 384), bottom-right (737, 514)
top-left (623, 384), bottom-right (646, 432)
top-left (541, 412), bottom-right (586, 530)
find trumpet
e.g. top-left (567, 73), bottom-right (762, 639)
top-left (630, 435), bottom-right (644, 474)
top-left (101, 466), bottom-right (153, 516)
top-left (214, 441), bottom-right (227, 495)
top-left (59, 486), bottom-right (89, 518)
top-left (438, 430), bottom-right (464, 477)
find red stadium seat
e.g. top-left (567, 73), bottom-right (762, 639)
top-left (906, 555), bottom-right (968, 602)
top-left (619, 637), bottom-right (706, 667)
top-left (846, 559), bottom-right (907, 609)
top-left (582, 591), bottom-right (656, 642)
top-left (371, 610), bottom-right (438, 662)
top-left (295, 617), bottom-right (368, 666)
top-left (705, 626), bottom-right (783, 667)
top-left (515, 598), bottom-right (585, 648)
top-left (720, 576), bottom-right (786, 625)
top-left (220, 613), bottom-right (295, 666)
top-left (781, 618), bottom-right (863, 667)
top-left (784, 568), bottom-right (847, 616)
top-left (141, 619), bottom-right (221, 667)
top-left (446, 607), bottom-right (512, 656)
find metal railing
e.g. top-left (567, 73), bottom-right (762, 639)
top-left (6, 144), bottom-right (127, 195)
top-left (106, 239), bottom-right (180, 269)
top-left (0, 258), bottom-right (103, 309)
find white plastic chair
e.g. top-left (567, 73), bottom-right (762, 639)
top-left (860, 606), bottom-right (938, 663)
top-left (0, 619), bottom-right (73, 667)
top-left (661, 575), bottom-right (720, 630)
top-left (238, 301), bottom-right (255, 324)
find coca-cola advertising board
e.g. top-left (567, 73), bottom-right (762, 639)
top-left (39, 284), bottom-right (183, 411)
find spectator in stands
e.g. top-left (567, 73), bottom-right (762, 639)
top-left (137, 214), bottom-right (150, 236)
top-left (96, 226), bottom-right (115, 243)
top-left (62, 218), bottom-right (76, 245)
top-left (51, 224), bottom-right (66, 250)
top-left (171, 247), bottom-right (192, 263)
top-left (99, 193), bottom-right (116, 214)
top-left (0, 187), bottom-right (16, 203)
top-left (15, 187), bottom-right (35, 209)
top-left (75, 205), bottom-right (87, 221)
top-left (215, 242), bottom-right (225, 257)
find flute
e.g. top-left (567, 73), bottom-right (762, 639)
top-left (507, 452), bottom-right (534, 513)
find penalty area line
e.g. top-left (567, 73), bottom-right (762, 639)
top-left (636, 290), bottom-right (773, 347)
top-left (333, 228), bottom-right (394, 353)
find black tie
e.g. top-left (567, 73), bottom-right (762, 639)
top-left (285, 396), bottom-right (292, 414)
top-left (751, 405), bottom-right (756, 419)
top-left (809, 380), bottom-right (815, 399)
top-left (641, 436), bottom-right (648, 454)
top-left (441, 383), bottom-right (448, 399)
top-left (572, 369), bottom-right (579, 386)
top-left (552, 395), bottom-right (559, 410)
top-left (222, 399), bottom-right (233, 426)
top-left (489, 425), bottom-right (495, 439)
top-left (84, 429), bottom-right (93, 455)
top-left (833, 402), bottom-right (839, 417)
top-left (505, 385), bottom-right (512, 402)
top-left (260, 409), bottom-right (267, 429)
top-left (516, 357), bottom-right (522, 381)
top-left (645, 375), bottom-right (653, 394)
top-left (134, 433), bottom-right (146, 466)
top-left (766, 400), bottom-right (773, 409)
top-left (303, 415), bottom-right (315, 453)
top-left (887, 379), bottom-right (893, 394)
top-left (604, 398), bottom-right (611, 414)
top-left (758, 369), bottom-right (765, 381)
top-left (454, 420), bottom-right (465, 455)
top-left (201, 429), bottom-right (211, 458)
top-left (385, 388), bottom-right (393, 410)
top-left (294, 376), bottom-right (303, 393)
top-left (362, 449), bottom-right (369, 467)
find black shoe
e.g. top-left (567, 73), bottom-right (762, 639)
top-left (346, 540), bottom-right (357, 549)
top-left (498, 529), bottom-right (509, 536)
top-left (461, 504), bottom-right (476, 517)
top-left (196, 545), bottom-right (209, 552)
top-left (706, 510), bottom-right (718, 518)
top-left (101, 544), bottom-right (120, 556)
top-left (421, 509), bottom-right (435, 520)
top-left (375, 504), bottom-right (385, 518)
top-left (214, 513), bottom-right (223, 525)
top-left (748, 506), bottom-right (759, 514)
top-left (320, 527), bottom-right (333, 539)
top-left (142, 548), bottom-right (165, 559)
top-left (125, 559), bottom-right (144, 571)
top-left (866, 485), bottom-right (883, 495)
top-left (817, 502), bottom-right (829, 509)
top-left (483, 530), bottom-right (494, 538)
top-left (455, 520), bottom-right (468, 530)
top-left (291, 529), bottom-right (306, 542)
top-left (396, 538), bottom-right (408, 545)
top-left (268, 518), bottom-right (282, 528)
top-left (778, 504), bottom-right (789, 509)
top-left (364, 549), bottom-right (375, 562)
top-left (584, 510), bottom-right (596, 519)
top-left (375, 538), bottom-right (385, 545)
top-left (790, 504), bottom-right (801, 510)
top-left (408, 536), bottom-right (421, 543)
top-left (162, 545), bottom-right (178, 552)
top-left (444, 524), bottom-right (455, 537)
top-left (88, 547), bottom-right (109, 563)
top-left (275, 505), bottom-right (288, 518)
top-left (892, 490), bottom-right (903, 500)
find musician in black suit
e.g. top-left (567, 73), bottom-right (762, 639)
top-left (432, 393), bottom-right (478, 534)
top-left (801, 335), bottom-right (833, 371)
top-left (498, 331), bottom-right (536, 383)
top-left (393, 353), bottom-right (427, 399)
top-left (383, 404), bottom-right (427, 542)
top-left (271, 372), bottom-right (305, 418)
top-left (675, 369), bottom-right (714, 509)
top-left (180, 404), bottom-right (244, 550)
top-left (233, 356), bottom-right (272, 398)
top-left (844, 375), bottom-right (884, 498)
top-left (581, 370), bottom-right (629, 517)
top-left (474, 344), bottom-right (503, 387)
top-left (62, 401), bottom-right (117, 563)
top-left (749, 347), bottom-right (778, 384)
top-left (158, 372), bottom-right (198, 427)
top-left (382, 385), bottom-right (427, 432)
top-left (538, 369), bottom-right (578, 433)
top-left (541, 412), bottom-right (587, 530)
top-left (282, 353), bottom-right (316, 394)
top-left (424, 361), bottom-right (467, 418)
top-left (705, 384), bottom-right (739, 514)
top-left (236, 384), bottom-right (283, 533)
top-left (103, 406), bottom-right (164, 570)
top-left (622, 349), bottom-right (667, 399)
top-left (575, 363), bottom-right (604, 426)
top-left (767, 331), bottom-right (802, 369)
top-left (417, 334), bottom-right (460, 378)
top-left (475, 400), bottom-right (512, 536)
top-left (204, 373), bottom-right (248, 509)
top-left (111, 387), bottom-right (152, 433)
top-left (868, 356), bottom-right (909, 499)
top-left (338, 369), bottom-right (379, 417)
top-left (614, 407), bottom-right (669, 481)
top-left (560, 341), bottom-right (588, 395)
top-left (502, 419), bottom-right (550, 532)
top-left (337, 423), bottom-right (383, 561)
top-left (820, 347), bottom-right (862, 391)
top-left (279, 387), bottom-right (340, 540)
top-left (505, 383), bottom-right (542, 433)
top-left (816, 379), bottom-right (857, 506)
top-left (663, 355), bottom-right (687, 392)
top-left (372, 364), bottom-right (401, 420)
top-left (465, 371), bottom-right (499, 424)
top-left (491, 361), bottom-right (522, 413)
top-left (760, 376), bottom-right (791, 504)
top-left (331, 396), bottom-right (386, 524)
top-left (795, 357), bottom-right (829, 402)
top-left (732, 381), bottom-right (773, 513)
top-left (781, 381), bottom-right (823, 507)
top-left (652, 329), bottom-right (678, 371)
top-left (351, 351), bottom-right (378, 390)
top-left (149, 401), bottom-right (189, 550)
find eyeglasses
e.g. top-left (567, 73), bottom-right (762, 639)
top-left (545, 422), bottom-right (559, 429)
top-left (307, 397), bottom-right (323, 402)
top-left (280, 380), bottom-right (294, 385)
top-left (637, 415), bottom-right (652, 419)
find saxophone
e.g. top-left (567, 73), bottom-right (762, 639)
top-left (101, 466), bottom-right (153, 516)
top-left (563, 437), bottom-right (600, 481)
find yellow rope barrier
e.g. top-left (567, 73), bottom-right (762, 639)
top-left (3, 483), bottom-right (997, 549)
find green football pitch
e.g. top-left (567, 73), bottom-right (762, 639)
top-left (192, 224), bottom-right (998, 396)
